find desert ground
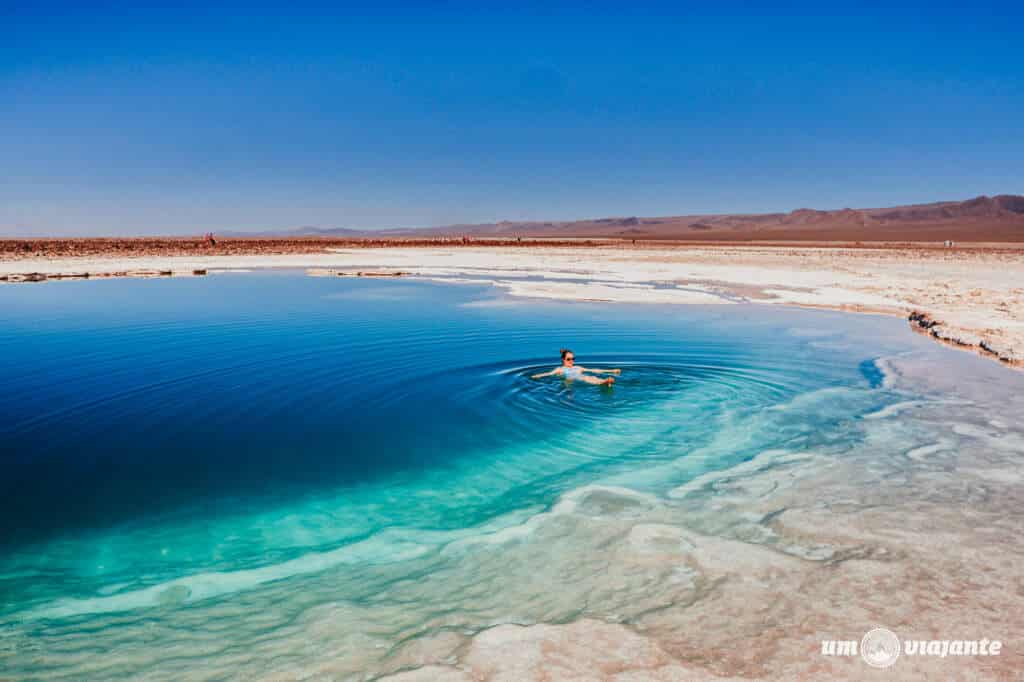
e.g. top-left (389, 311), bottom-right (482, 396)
top-left (3, 240), bottom-right (1022, 369)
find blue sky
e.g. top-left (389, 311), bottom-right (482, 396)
top-left (2, 2), bottom-right (1022, 235)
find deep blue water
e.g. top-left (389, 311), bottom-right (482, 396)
top-left (0, 272), bottom-right (922, 678)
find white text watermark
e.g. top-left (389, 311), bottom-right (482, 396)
top-left (821, 628), bottom-right (1002, 668)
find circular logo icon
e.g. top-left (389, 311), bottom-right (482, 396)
top-left (861, 628), bottom-right (901, 668)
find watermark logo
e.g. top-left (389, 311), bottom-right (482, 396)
top-left (860, 628), bottom-right (900, 668)
top-left (821, 628), bottom-right (1002, 668)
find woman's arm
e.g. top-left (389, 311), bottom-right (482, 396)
top-left (531, 368), bottom-right (561, 379)
top-left (578, 366), bottom-right (621, 375)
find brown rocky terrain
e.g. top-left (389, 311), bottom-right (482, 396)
top-left (273, 193), bottom-right (1024, 242)
top-left (0, 237), bottom-right (596, 261)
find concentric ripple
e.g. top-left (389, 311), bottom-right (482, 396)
top-left (0, 273), bottom-right (916, 680)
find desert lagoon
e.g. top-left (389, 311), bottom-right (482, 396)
top-left (1, 272), bottom-right (1022, 680)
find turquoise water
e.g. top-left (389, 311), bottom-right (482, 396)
top-left (0, 272), bottom-right (923, 679)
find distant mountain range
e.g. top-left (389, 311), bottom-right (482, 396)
top-left (237, 194), bottom-right (1024, 242)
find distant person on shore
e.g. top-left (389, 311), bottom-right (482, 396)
top-left (531, 349), bottom-right (620, 385)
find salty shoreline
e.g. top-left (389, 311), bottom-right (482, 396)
top-left (3, 243), bottom-right (1023, 367)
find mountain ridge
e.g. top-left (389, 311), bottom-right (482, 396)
top-left (228, 194), bottom-right (1024, 242)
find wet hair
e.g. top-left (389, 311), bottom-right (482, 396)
top-left (560, 348), bottom-right (574, 360)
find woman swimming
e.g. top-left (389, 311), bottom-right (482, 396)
top-left (531, 348), bottom-right (621, 385)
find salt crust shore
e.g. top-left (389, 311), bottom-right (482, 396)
top-left (3, 244), bottom-right (1022, 366)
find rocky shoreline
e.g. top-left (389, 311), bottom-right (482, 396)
top-left (908, 311), bottom-right (1021, 367)
top-left (1, 268), bottom-right (209, 283)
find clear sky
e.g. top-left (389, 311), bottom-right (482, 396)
top-left (3, 2), bottom-right (1022, 236)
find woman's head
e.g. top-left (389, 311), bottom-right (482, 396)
top-left (560, 348), bottom-right (575, 366)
